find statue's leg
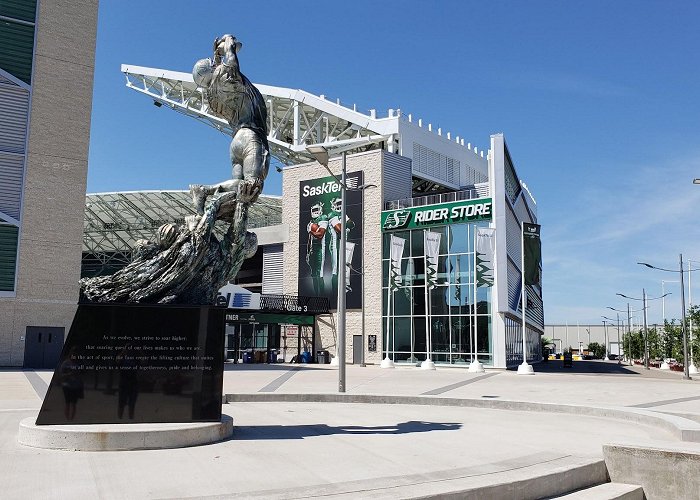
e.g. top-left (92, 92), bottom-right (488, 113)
top-left (235, 129), bottom-right (270, 203)
top-left (189, 147), bottom-right (244, 215)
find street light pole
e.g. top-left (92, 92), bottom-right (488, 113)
top-left (616, 314), bottom-right (621, 363)
top-left (643, 288), bottom-right (649, 369)
top-left (337, 151), bottom-right (347, 392)
top-left (660, 280), bottom-right (678, 370)
top-left (687, 259), bottom-right (698, 375)
top-left (602, 322), bottom-right (609, 360)
top-left (608, 305), bottom-right (644, 365)
top-left (638, 258), bottom-right (691, 380)
top-left (603, 314), bottom-right (624, 363)
top-left (305, 145), bottom-right (348, 392)
top-left (627, 303), bottom-right (632, 364)
top-left (618, 291), bottom-right (669, 370)
top-left (680, 254), bottom-right (691, 380)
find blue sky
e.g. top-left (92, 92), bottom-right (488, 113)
top-left (87, 0), bottom-right (700, 325)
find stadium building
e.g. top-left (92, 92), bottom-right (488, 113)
top-left (89, 65), bottom-right (544, 370)
top-left (1, 21), bottom-right (543, 368)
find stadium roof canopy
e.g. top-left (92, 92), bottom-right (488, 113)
top-left (121, 64), bottom-right (396, 166)
top-left (83, 190), bottom-right (281, 255)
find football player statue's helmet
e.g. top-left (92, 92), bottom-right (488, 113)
top-left (311, 202), bottom-right (324, 218)
top-left (331, 197), bottom-right (342, 212)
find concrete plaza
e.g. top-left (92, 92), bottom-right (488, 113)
top-left (2, 361), bottom-right (699, 499)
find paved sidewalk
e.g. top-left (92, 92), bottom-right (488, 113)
top-left (1, 361), bottom-right (699, 499)
top-left (221, 360), bottom-right (700, 415)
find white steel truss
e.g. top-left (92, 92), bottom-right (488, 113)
top-left (83, 190), bottom-right (281, 254)
top-left (121, 64), bottom-right (396, 165)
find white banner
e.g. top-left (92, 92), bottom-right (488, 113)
top-left (389, 235), bottom-right (405, 291)
top-left (345, 241), bottom-right (356, 292)
top-left (475, 227), bottom-right (496, 287)
top-left (424, 231), bottom-right (441, 290)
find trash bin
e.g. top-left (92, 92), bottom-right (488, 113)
top-left (242, 351), bottom-right (253, 364)
top-left (268, 350), bottom-right (277, 363)
top-left (316, 350), bottom-right (330, 364)
top-left (563, 351), bottom-right (573, 368)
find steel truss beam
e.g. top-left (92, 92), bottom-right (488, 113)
top-left (83, 191), bottom-right (281, 256)
top-left (121, 65), bottom-right (394, 166)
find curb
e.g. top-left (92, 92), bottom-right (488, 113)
top-left (17, 414), bottom-right (234, 451)
top-left (225, 393), bottom-right (700, 443)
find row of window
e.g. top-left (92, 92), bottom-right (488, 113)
top-left (381, 221), bottom-right (490, 259)
top-left (382, 284), bottom-right (491, 316)
top-left (383, 315), bottom-right (492, 365)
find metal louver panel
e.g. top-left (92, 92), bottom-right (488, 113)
top-left (0, 224), bottom-right (19, 291)
top-left (412, 142), bottom-right (460, 188)
top-left (0, 0), bottom-right (38, 23)
top-left (0, 85), bottom-right (29, 154)
top-left (507, 259), bottom-right (521, 312)
top-left (505, 207), bottom-right (523, 267)
top-left (381, 151), bottom-right (412, 203)
top-left (0, 153), bottom-right (24, 220)
top-left (0, 18), bottom-right (35, 84)
top-left (262, 244), bottom-right (284, 294)
top-left (474, 182), bottom-right (490, 197)
top-left (0, 73), bottom-right (19, 86)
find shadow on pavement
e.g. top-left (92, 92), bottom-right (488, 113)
top-left (233, 420), bottom-right (462, 440)
top-left (509, 360), bottom-right (640, 375)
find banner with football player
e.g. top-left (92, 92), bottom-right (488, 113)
top-left (298, 171), bottom-right (364, 309)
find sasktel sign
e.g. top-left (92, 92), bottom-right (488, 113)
top-left (381, 197), bottom-right (493, 231)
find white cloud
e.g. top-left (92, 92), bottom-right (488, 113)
top-left (543, 151), bottom-right (700, 324)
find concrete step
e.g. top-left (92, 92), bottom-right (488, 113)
top-left (604, 441), bottom-right (700, 499)
top-left (245, 455), bottom-right (610, 499)
top-left (553, 482), bottom-right (644, 499)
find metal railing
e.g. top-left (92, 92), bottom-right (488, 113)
top-left (384, 186), bottom-right (489, 211)
top-left (259, 294), bottom-right (330, 314)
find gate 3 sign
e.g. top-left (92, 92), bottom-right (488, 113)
top-left (381, 197), bottom-right (493, 231)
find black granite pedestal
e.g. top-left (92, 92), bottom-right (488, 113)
top-left (36, 304), bottom-right (226, 425)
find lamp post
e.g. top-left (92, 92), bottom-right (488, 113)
top-left (601, 323), bottom-right (609, 360)
top-left (602, 315), bottom-right (622, 363)
top-left (687, 259), bottom-right (699, 375)
top-left (305, 146), bottom-right (347, 392)
top-left (660, 280), bottom-right (679, 370)
top-left (607, 306), bottom-right (641, 364)
top-left (617, 291), bottom-right (670, 369)
top-left (638, 256), bottom-right (695, 380)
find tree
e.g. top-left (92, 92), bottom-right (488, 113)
top-left (623, 329), bottom-right (645, 360)
top-left (587, 342), bottom-right (606, 359)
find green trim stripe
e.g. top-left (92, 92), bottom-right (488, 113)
top-left (0, 0), bottom-right (38, 23)
top-left (0, 225), bottom-right (18, 291)
top-left (226, 312), bottom-right (315, 326)
top-left (0, 18), bottom-right (35, 84)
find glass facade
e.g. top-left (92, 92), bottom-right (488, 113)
top-left (382, 221), bottom-right (493, 365)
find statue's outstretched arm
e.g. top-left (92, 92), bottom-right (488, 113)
top-left (213, 34), bottom-right (241, 70)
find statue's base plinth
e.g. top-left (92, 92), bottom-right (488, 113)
top-left (18, 413), bottom-right (233, 451)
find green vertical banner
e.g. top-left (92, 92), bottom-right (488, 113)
top-left (475, 227), bottom-right (496, 287)
top-left (523, 223), bottom-right (541, 285)
top-left (389, 235), bottom-right (405, 292)
top-left (424, 231), bottom-right (441, 290)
